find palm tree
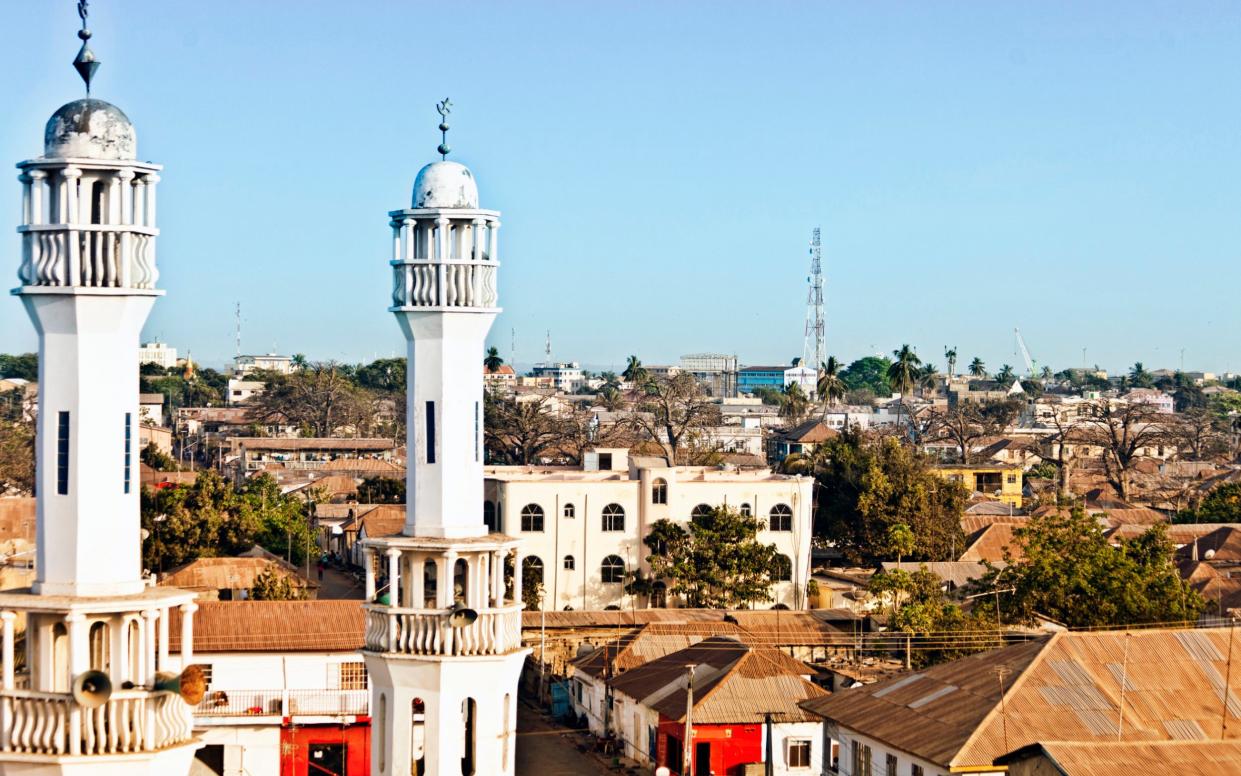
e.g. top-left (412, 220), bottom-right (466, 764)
top-left (944, 347), bottom-right (958, 379)
top-left (291, 353), bottom-right (309, 372)
top-left (598, 386), bottom-right (624, 411)
top-left (995, 364), bottom-right (1016, 384)
top-left (600, 370), bottom-right (620, 390)
top-left (622, 355), bottom-right (648, 386)
top-left (917, 363), bottom-right (939, 396)
top-left (968, 357), bottom-right (986, 378)
top-left (1040, 365), bottom-right (1053, 382)
top-left (778, 382), bottom-right (811, 423)
top-left (484, 346), bottom-right (504, 373)
top-left (886, 345), bottom-right (922, 397)
top-left (816, 356), bottom-right (846, 412)
top-left (1129, 362), bottom-right (1153, 388)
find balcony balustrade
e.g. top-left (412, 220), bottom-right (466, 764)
top-left (193, 688), bottom-right (369, 718)
top-left (364, 604), bottom-right (522, 657)
top-left (18, 224), bottom-right (157, 290)
top-left (0, 688), bottom-right (192, 756)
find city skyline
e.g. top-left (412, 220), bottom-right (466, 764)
top-left (2, 1), bottom-right (1239, 374)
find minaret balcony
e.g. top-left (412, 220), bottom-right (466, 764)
top-left (0, 686), bottom-right (193, 757)
top-left (389, 257), bottom-right (498, 310)
top-left (362, 603), bottom-right (522, 657)
top-left (18, 223), bottom-right (158, 291)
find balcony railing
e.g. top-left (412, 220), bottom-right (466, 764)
top-left (0, 688), bottom-right (192, 756)
top-left (390, 259), bottom-right (497, 309)
top-left (18, 224), bottom-right (158, 290)
top-left (193, 689), bottom-right (368, 718)
top-left (364, 604), bottom-right (522, 657)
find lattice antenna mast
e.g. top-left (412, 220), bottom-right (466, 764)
top-left (235, 302), bottom-right (242, 358)
top-left (802, 228), bottom-right (825, 369)
top-left (545, 330), bottom-right (552, 363)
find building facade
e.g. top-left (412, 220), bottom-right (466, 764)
top-left (138, 341), bottom-right (177, 368)
top-left (484, 448), bottom-right (814, 610)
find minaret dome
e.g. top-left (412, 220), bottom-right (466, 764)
top-left (43, 98), bottom-right (136, 160)
top-left (411, 160), bottom-right (478, 208)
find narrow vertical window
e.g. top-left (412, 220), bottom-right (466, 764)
top-left (474, 401), bottom-right (479, 462)
top-left (123, 412), bottom-right (132, 494)
top-left (425, 401), bottom-right (436, 464)
top-left (57, 411), bottom-right (70, 495)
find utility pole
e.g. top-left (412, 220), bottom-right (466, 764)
top-left (683, 664), bottom-right (696, 775)
top-left (763, 712), bottom-right (775, 776)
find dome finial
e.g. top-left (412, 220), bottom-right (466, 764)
top-left (72, 0), bottom-right (100, 96)
top-left (436, 97), bottom-right (452, 160)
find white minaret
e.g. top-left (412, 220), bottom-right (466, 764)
top-left (0, 9), bottom-right (200, 775)
top-left (362, 100), bottom-right (528, 776)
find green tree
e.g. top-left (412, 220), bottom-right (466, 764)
top-left (628, 373), bottom-right (721, 463)
top-left (975, 508), bottom-right (1204, 627)
top-left (598, 386), bottom-right (624, 411)
top-left (817, 356), bottom-right (846, 411)
top-left (888, 523), bottom-right (915, 565)
top-left (968, 357), bottom-right (986, 378)
top-left (250, 567), bottom-right (309, 600)
top-left (0, 353), bottom-right (38, 381)
top-left (1129, 362), bottom-right (1154, 389)
top-left (291, 353), bottom-right (309, 372)
top-left (886, 345), bottom-right (922, 398)
top-left (140, 441), bottom-right (177, 472)
top-left (840, 356), bottom-right (893, 396)
top-left (0, 413), bottom-right (35, 495)
top-left (357, 476), bottom-right (405, 504)
top-left (622, 355), bottom-right (648, 386)
top-left (994, 364), bottom-right (1016, 385)
top-left (355, 357), bottom-right (407, 393)
top-left (869, 567), bottom-right (1001, 668)
top-left (1179, 482), bottom-right (1241, 524)
top-left (778, 381), bottom-right (811, 424)
top-left (813, 429), bottom-right (967, 564)
top-left (639, 507), bottom-right (784, 608)
top-left (944, 347), bottom-right (958, 379)
top-left (484, 347), bottom-right (504, 374)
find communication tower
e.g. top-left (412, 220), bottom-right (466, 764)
top-left (802, 228), bottom-right (825, 369)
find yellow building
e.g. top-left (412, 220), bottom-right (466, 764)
top-left (930, 463), bottom-right (1023, 508)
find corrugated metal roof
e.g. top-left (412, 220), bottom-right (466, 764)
top-left (999, 740), bottom-right (1241, 776)
top-left (572, 623), bottom-right (746, 679)
top-left (167, 600), bottom-right (363, 653)
top-left (960, 523), bottom-right (1025, 563)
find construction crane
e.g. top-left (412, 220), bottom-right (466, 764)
top-left (802, 228), bottom-right (825, 370)
top-left (1014, 327), bottom-right (1037, 378)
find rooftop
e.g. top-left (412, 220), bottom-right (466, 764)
top-left (168, 600), bottom-right (364, 653)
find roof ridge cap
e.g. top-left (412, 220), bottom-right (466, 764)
top-left (950, 634), bottom-right (1058, 767)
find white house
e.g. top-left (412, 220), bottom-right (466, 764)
top-left (139, 341), bottom-right (179, 369)
top-left (485, 447), bottom-right (815, 611)
top-left (233, 353), bottom-right (295, 376)
top-left (226, 377), bottom-right (265, 405)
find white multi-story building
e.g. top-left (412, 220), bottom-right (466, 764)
top-left (0, 14), bottom-right (201, 775)
top-left (138, 341), bottom-right (177, 368)
top-left (360, 112), bottom-right (528, 776)
top-left (484, 447), bottom-right (814, 611)
top-left (225, 377), bottom-right (264, 405)
top-left (531, 361), bottom-right (584, 393)
top-left (232, 353), bottom-right (294, 376)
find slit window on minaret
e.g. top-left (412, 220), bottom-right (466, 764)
top-left (123, 412), bottom-right (132, 493)
top-left (474, 401), bottom-right (479, 461)
top-left (425, 401), bottom-right (436, 463)
top-left (56, 411), bottom-right (70, 495)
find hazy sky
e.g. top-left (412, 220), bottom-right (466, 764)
top-left (2, 2), bottom-right (1239, 375)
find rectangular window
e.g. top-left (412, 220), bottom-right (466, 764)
top-left (786, 739), bottom-right (811, 768)
top-left (911, 766), bottom-right (924, 776)
top-left (123, 412), bottom-right (132, 494)
top-left (886, 753), bottom-right (897, 776)
top-left (861, 744), bottom-right (872, 776)
top-left (57, 411), bottom-right (70, 495)
top-left (338, 661), bottom-right (368, 690)
top-left (425, 401), bottom-right (436, 464)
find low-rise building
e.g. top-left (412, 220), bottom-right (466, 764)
top-left (530, 361), bottom-right (584, 393)
top-left (139, 340), bottom-right (178, 368)
top-left (226, 377), bottom-right (266, 405)
top-left (139, 392), bottom-right (166, 426)
top-left (232, 437), bottom-right (398, 472)
top-left (485, 448), bottom-right (814, 610)
top-left (484, 364), bottom-right (517, 392)
top-left (930, 463), bottom-right (1024, 508)
top-left (234, 353), bottom-right (296, 376)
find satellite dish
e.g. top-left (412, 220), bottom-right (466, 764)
top-left (71, 671), bottom-right (113, 709)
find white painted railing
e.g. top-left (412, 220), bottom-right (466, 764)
top-left (364, 604), bottom-right (522, 656)
top-left (193, 688), bottom-right (368, 718)
top-left (18, 224), bottom-right (158, 290)
top-left (390, 259), bottom-right (497, 309)
top-left (0, 688), bottom-right (191, 756)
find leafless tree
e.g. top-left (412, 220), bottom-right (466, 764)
top-left (1078, 399), bottom-right (1169, 500)
top-left (1172, 408), bottom-right (1226, 462)
top-left (627, 373), bottom-right (721, 464)
top-left (251, 362), bottom-right (375, 437)
top-left (926, 400), bottom-right (1021, 463)
top-left (483, 393), bottom-right (564, 465)
top-left (1037, 409), bottom-right (1085, 499)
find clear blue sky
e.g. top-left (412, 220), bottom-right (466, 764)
top-left (2, 1), bottom-right (1239, 375)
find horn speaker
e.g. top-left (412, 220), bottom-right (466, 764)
top-left (153, 663), bottom-right (208, 705)
top-left (71, 670), bottom-right (112, 709)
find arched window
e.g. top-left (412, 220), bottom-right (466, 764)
top-left (483, 501), bottom-right (496, 532)
top-left (520, 504), bottom-right (544, 532)
top-left (601, 503), bottom-right (625, 532)
top-left (563, 555), bottom-right (575, 570)
top-left (563, 503), bottom-right (576, 519)
top-left (423, 560), bottom-right (438, 608)
top-left (773, 553), bottom-right (793, 582)
top-left (601, 555), bottom-right (625, 584)
top-left (522, 556), bottom-right (544, 588)
top-left (691, 503), bottom-right (714, 521)
top-left (769, 503), bottom-right (793, 532)
top-left (89, 621), bottom-right (109, 673)
top-left (652, 478), bottom-right (668, 505)
top-left (453, 558), bottom-right (469, 604)
top-left (739, 503), bottom-right (752, 517)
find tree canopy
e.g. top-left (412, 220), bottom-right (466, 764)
top-left (635, 506), bottom-right (785, 608)
top-left (0, 353), bottom-right (38, 381)
top-left (1179, 481), bottom-right (1241, 524)
top-left (813, 429), bottom-right (967, 564)
top-left (840, 356), bottom-right (893, 396)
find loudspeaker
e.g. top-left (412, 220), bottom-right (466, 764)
top-left (447, 602), bottom-right (478, 628)
top-left (71, 670), bottom-right (113, 709)
top-left (153, 663), bottom-right (207, 705)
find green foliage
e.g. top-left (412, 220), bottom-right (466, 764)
top-left (887, 345), bottom-right (922, 396)
top-left (870, 567), bottom-right (1001, 668)
top-left (484, 347), bottom-right (504, 374)
top-left (752, 386), bottom-right (784, 406)
top-left (638, 507), bottom-right (784, 608)
top-left (250, 567), bottom-right (308, 600)
top-left (357, 476), bottom-right (405, 504)
top-left (0, 353), bottom-right (38, 381)
top-left (814, 429), bottom-right (967, 564)
top-left (1026, 461), bottom-right (1058, 480)
top-left (355, 358), bottom-right (407, 393)
top-left (0, 411), bottom-right (35, 495)
top-left (1128, 362), bottom-right (1154, 389)
top-left (841, 356), bottom-right (893, 396)
top-left (522, 563), bottom-right (544, 611)
top-left (141, 471), bottom-right (314, 571)
top-left (140, 441), bottom-right (177, 472)
top-left (976, 508), bottom-right (1204, 628)
top-left (887, 523), bottom-right (915, 562)
top-left (1178, 482), bottom-right (1241, 524)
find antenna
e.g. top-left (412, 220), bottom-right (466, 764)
top-left (73, 1), bottom-right (100, 96)
top-left (545, 330), bottom-right (552, 363)
top-left (234, 302), bottom-right (242, 359)
top-left (802, 228), bottom-right (825, 371)
top-left (436, 98), bottom-right (453, 160)
top-left (510, 327), bottom-right (516, 364)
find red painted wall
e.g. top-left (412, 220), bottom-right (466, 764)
top-left (657, 716), bottom-right (764, 776)
top-left (280, 721), bottom-right (371, 776)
